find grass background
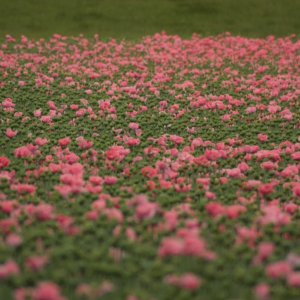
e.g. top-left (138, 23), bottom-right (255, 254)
top-left (0, 0), bottom-right (299, 39)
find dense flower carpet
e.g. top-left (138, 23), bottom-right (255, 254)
top-left (0, 33), bottom-right (300, 299)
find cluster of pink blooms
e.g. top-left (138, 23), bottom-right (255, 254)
top-left (158, 223), bottom-right (216, 261)
top-left (265, 254), bottom-right (300, 289)
top-left (164, 273), bottom-right (201, 290)
top-left (14, 282), bottom-right (65, 300)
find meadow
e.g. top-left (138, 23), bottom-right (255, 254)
top-left (0, 1), bottom-right (300, 300)
top-left (1, 32), bottom-right (300, 300)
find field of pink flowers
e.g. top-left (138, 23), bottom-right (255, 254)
top-left (0, 33), bottom-right (300, 300)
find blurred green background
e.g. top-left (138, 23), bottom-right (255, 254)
top-left (0, 0), bottom-right (299, 39)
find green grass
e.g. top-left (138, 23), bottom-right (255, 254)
top-left (0, 0), bottom-right (299, 39)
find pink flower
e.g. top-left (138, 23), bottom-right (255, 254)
top-left (260, 161), bottom-right (277, 171)
top-left (225, 168), bottom-right (243, 178)
top-left (126, 227), bottom-right (137, 241)
top-left (106, 145), bottom-right (130, 161)
top-left (14, 288), bottom-right (30, 300)
top-left (257, 134), bottom-right (268, 142)
top-left (253, 242), bottom-right (274, 265)
top-left (236, 227), bottom-right (259, 246)
top-left (85, 211), bottom-right (98, 220)
top-left (158, 237), bottom-right (184, 257)
top-left (32, 282), bottom-right (65, 300)
top-left (266, 261), bottom-right (292, 279)
top-left (237, 162), bottom-right (250, 172)
top-left (92, 199), bottom-right (106, 211)
top-left (178, 273), bottom-right (201, 290)
top-left (260, 204), bottom-right (291, 226)
top-left (34, 109), bottom-right (42, 117)
top-left (164, 273), bottom-right (201, 290)
top-left (258, 183), bottom-right (275, 195)
top-left (124, 137), bottom-right (140, 147)
top-left (75, 108), bottom-right (86, 117)
top-left (246, 107), bottom-right (256, 114)
top-left (135, 201), bottom-right (158, 221)
top-left (205, 191), bottom-right (216, 200)
top-left (141, 166), bottom-right (157, 178)
top-left (205, 202), bottom-right (225, 218)
top-left (2, 98), bottom-right (15, 108)
top-left (221, 114), bottom-right (231, 121)
top-left (104, 176), bottom-right (118, 185)
top-left (291, 152), bottom-right (300, 161)
top-left (40, 115), bottom-right (52, 124)
top-left (164, 211), bottom-right (178, 230)
top-left (89, 176), bottom-right (103, 185)
top-left (293, 183), bottom-right (300, 197)
top-left (35, 137), bottom-right (48, 146)
top-left (129, 122), bottom-right (139, 130)
top-left (284, 202), bottom-right (298, 214)
top-left (58, 137), bottom-right (71, 147)
top-left (6, 234), bottom-right (22, 247)
top-left (70, 104), bottom-right (78, 110)
top-left (14, 144), bottom-right (38, 159)
top-left (204, 149), bottom-right (221, 161)
top-left (76, 136), bottom-right (93, 149)
top-left (182, 236), bottom-right (206, 256)
top-left (11, 183), bottom-right (36, 195)
top-left (287, 272), bottom-right (300, 288)
top-left (169, 135), bottom-right (184, 145)
top-left (25, 256), bottom-right (48, 272)
top-left (225, 205), bottom-right (246, 219)
top-left (6, 128), bottom-right (17, 138)
top-left (33, 204), bottom-right (54, 221)
top-left (254, 283), bottom-right (269, 300)
top-left (47, 101), bottom-right (57, 110)
top-left (280, 108), bottom-right (293, 121)
top-left (280, 165), bottom-right (298, 178)
top-left (0, 156), bottom-right (10, 169)
top-left (0, 260), bottom-right (19, 279)
top-left (64, 153), bottom-right (80, 164)
top-left (104, 208), bottom-right (124, 223)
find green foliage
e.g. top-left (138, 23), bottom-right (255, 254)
top-left (0, 0), bottom-right (299, 39)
